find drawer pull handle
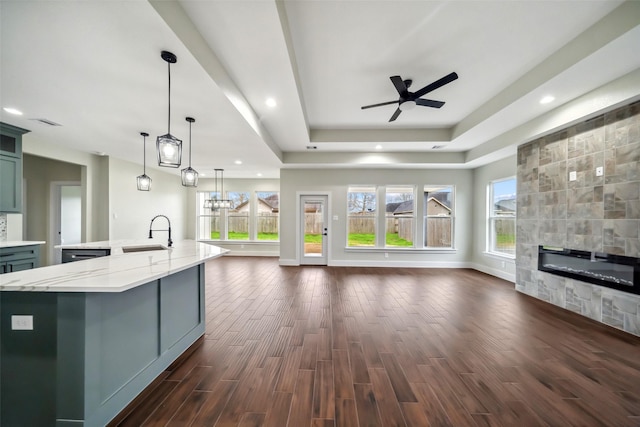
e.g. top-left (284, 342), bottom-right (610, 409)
top-left (0, 253), bottom-right (15, 257)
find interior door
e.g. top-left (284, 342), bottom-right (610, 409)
top-left (52, 183), bottom-right (81, 264)
top-left (300, 195), bottom-right (328, 265)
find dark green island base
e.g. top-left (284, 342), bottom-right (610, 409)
top-left (1, 264), bottom-right (205, 426)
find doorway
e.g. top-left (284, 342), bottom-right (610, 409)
top-left (299, 194), bottom-right (328, 265)
top-left (50, 182), bottom-right (82, 264)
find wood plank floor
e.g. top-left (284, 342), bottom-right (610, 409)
top-left (112, 257), bottom-right (640, 426)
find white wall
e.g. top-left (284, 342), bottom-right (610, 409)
top-left (280, 168), bottom-right (474, 267)
top-left (108, 157), bottom-right (187, 243)
top-left (470, 155), bottom-right (517, 282)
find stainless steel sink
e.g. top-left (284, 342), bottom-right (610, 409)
top-left (121, 244), bottom-right (168, 253)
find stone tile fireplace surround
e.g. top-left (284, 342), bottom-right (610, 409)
top-left (516, 101), bottom-right (640, 337)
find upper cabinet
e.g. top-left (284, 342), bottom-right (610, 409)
top-left (0, 122), bottom-right (30, 213)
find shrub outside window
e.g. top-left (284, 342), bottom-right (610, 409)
top-left (488, 178), bottom-right (516, 256)
top-left (424, 186), bottom-right (454, 248)
top-left (385, 186), bottom-right (415, 247)
top-left (347, 186), bottom-right (377, 247)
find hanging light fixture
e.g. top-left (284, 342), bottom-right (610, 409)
top-left (206, 169), bottom-right (231, 210)
top-left (136, 132), bottom-right (152, 191)
top-left (181, 117), bottom-right (198, 187)
top-left (156, 51), bottom-right (182, 168)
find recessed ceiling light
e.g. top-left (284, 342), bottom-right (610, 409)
top-left (256, 173), bottom-right (263, 177)
top-left (540, 95), bottom-right (555, 104)
top-left (3, 107), bottom-right (23, 115)
top-left (375, 144), bottom-right (383, 150)
top-left (234, 160), bottom-right (242, 165)
top-left (265, 98), bottom-right (277, 108)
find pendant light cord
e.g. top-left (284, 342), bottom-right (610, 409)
top-left (167, 60), bottom-right (171, 134)
top-left (189, 121), bottom-right (192, 166)
top-left (143, 134), bottom-right (146, 174)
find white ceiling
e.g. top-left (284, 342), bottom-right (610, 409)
top-left (1, 0), bottom-right (639, 179)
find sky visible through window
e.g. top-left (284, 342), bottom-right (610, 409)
top-left (493, 179), bottom-right (516, 201)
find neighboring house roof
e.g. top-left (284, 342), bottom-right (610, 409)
top-left (384, 198), bottom-right (452, 215)
top-left (233, 197), bottom-right (279, 213)
top-left (495, 198), bottom-right (516, 213)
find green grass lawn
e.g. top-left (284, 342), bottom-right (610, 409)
top-left (210, 232), bottom-right (279, 240)
top-left (497, 233), bottom-right (515, 246)
top-left (347, 233), bottom-right (412, 247)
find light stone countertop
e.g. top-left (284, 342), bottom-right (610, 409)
top-left (0, 240), bottom-right (228, 292)
top-left (0, 240), bottom-right (46, 248)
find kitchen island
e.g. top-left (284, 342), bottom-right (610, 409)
top-left (0, 240), bottom-right (228, 426)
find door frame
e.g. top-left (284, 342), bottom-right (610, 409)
top-left (296, 191), bottom-right (331, 265)
top-left (49, 181), bottom-right (81, 264)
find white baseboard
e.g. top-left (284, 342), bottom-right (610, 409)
top-left (470, 262), bottom-right (516, 283)
top-left (224, 251), bottom-right (279, 257)
top-left (279, 258), bottom-right (299, 266)
top-left (329, 260), bottom-right (472, 268)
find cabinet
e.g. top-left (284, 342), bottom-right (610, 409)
top-left (0, 244), bottom-right (40, 274)
top-left (0, 122), bottom-right (30, 213)
top-left (61, 248), bottom-right (111, 263)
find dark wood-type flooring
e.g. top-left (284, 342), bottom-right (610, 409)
top-left (112, 257), bottom-right (640, 426)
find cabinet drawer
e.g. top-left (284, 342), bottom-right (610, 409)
top-left (62, 248), bottom-right (111, 263)
top-left (0, 245), bottom-right (39, 262)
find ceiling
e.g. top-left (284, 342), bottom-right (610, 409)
top-left (1, 0), bottom-right (639, 179)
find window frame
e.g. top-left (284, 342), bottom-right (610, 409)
top-left (384, 185), bottom-right (416, 248)
top-left (346, 185), bottom-right (378, 248)
top-left (487, 177), bottom-right (516, 258)
top-left (196, 190), bottom-right (280, 243)
top-left (423, 185), bottom-right (455, 249)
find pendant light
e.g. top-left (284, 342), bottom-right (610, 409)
top-left (136, 132), bottom-right (152, 191)
top-left (204, 169), bottom-right (231, 209)
top-left (181, 117), bottom-right (198, 187)
top-left (156, 51), bottom-right (182, 168)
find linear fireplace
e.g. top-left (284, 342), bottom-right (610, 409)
top-left (538, 246), bottom-right (640, 296)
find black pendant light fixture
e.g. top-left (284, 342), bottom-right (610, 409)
top-left (136, 132), bottom-right (152, 191)
top-left (203, 168), bottom-right (231, 209)
top-left (156, 51), bottom-right (182, 168)
top-left (181, 117), bottom-right (198, 187)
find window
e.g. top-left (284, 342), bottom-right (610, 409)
top-left (424, 186), bottom-right (454, 248)
top-left (488, 178), bottom-right (516, 256)
top-left (197, 190), bottom-right (280, 242)
top-left (347, 186), bottom-right (376, 247)
top-left (227, 192), bottom-right (250, 240)
top-left (256, 191), bottom-right (279, 241)
top-left (196, 191), bottom-right (221, 240)
top-left (385, 186), bottom-right (415, 247)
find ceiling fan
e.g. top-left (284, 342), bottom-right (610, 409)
top-left (361, 72), bottom-right (459, 122)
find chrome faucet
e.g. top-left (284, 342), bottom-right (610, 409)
top-left (148, 215), bottom-right (173, 247)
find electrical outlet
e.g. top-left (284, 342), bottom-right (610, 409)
top-left (11, 315), bottom-right (34, 330)
top-left (569, 171), bottom-right (577, 181)
top-left (501, 261), bottom-right (506, 268)
top-left (596, 166), bottom-right (604, 177)
top-left (384, 252), bottom-right (389, 258)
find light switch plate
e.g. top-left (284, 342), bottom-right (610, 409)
top-left (596, 166), bottom-right (604, 176)
top-left (11, 315), bottom-right (34, 330)
top-left (569, 171), bottom-right (577, 181)
top-left (333, 215), bottom-right (339, 221)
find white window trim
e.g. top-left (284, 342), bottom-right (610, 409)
top-left (487, 177), bottom-right (516, 258)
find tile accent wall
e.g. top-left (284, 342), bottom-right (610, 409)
top-left (516, 101), bottom-right (640, 337)
top-left (0, 213), bottom-right (6, 241)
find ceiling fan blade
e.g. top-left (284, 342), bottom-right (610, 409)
top-left (390, 76), bottom-right (408, 96)
top-left (389, 108), bottom-right (402, 122)
top-left (412, 72), bottom-right (458, 99)
top-left (415, 98), bottom-right (445, 108)
top-left (361, 100), bottom-right (398, 110)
